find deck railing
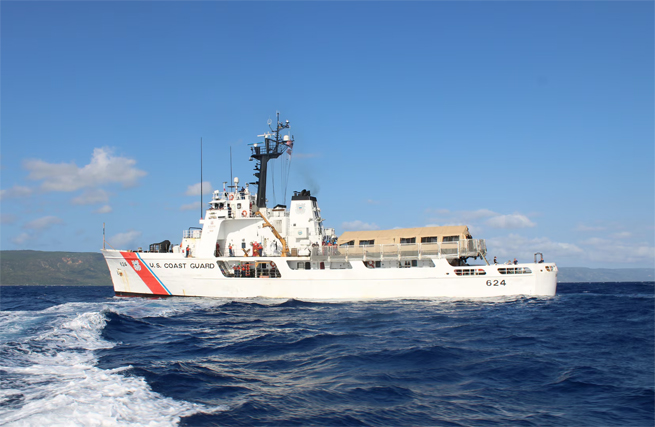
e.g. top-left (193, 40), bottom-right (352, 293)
top-left (310, 239), bottom-right (487, 261)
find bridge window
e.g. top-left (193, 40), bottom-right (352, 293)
top-left (454, 268), bottom-right (487, 276)
top-left (400, 237), bottom-right (416, 244)
top-left (498, 267), bottom-right (532, 275)
top-left (442, 236), bottom-right (460, 242)
top-left (359, 239), bottom-right (375, 246)
top-left (421, 236), bottom-right (439, 243)
top-left (340, 240), bottom-right (355, 247)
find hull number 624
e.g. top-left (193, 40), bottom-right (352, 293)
top-left (486, 280), bottom-right (506, 286)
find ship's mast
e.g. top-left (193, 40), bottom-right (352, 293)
top-left (250, 113), bottom-right (293, 209)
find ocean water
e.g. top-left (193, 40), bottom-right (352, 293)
top-left (0, 283), bottom-right (653, 427)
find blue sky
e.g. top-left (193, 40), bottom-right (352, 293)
top-left (1, 1), bottom-right (653, 268)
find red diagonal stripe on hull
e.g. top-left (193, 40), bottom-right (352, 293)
top-left (120, 252), bottom-right (169, 295)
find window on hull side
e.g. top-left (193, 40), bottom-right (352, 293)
top-left (216, 261), bottom-right (281, 278)
top-left (454, 268), bottom-right (487, 276)
top-left (374, 259), bottom-right (434, 268)
top-left (498, 267), bottom-right (532, 275)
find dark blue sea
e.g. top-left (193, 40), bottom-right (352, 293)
top-left (0, 283), bottom-right (653, 427)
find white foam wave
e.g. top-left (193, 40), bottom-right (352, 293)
top-left (0, 302), bottom-right (226, 426)
top-left (107, 297), bottom-right (227, 320)
top-left (105, 296), bottom-right (287, 319)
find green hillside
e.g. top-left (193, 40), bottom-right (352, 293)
top-left (0, 250), bottom-right (111, 286)
top-left (557, 267), bottom-right (655, 283)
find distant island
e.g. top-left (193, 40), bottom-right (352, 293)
top-left (0, 250), bottom-right (653, 286)
top-left (1, 250), bottom-right (111, 286)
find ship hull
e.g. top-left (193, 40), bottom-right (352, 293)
top-left (102, 249), bottom-right (557, 299)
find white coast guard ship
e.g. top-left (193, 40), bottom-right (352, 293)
top-left (102, 116), bottom-right (558, 299)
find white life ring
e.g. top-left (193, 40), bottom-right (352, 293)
top-left (241, 210), bottom-right (248, 217)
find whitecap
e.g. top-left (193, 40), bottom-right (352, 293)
top-left (0, 302), bottom-right (226, 426)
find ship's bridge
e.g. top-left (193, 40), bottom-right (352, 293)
top-left (207, 179), bottom-right (257, 219)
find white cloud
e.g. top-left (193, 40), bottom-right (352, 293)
top-left (93, 205), bottom-right (113, 214)
top-left (108, 230), bottom-right (142, 249)
top-left (11, 232), bottom-right (33, 245)
top-left (579, 237), bottom-right (654, 265)
top-left (72, 189), bottom-right (109, 205)
top-left (487, 234), bottom-right (583, 263)
top-left (1, 214), bottom-right (17, 224)
top-left (426, 208), bottom-right (451, 216)
top-left (489, 232), bottom-right (654, 266)
top-left (427, 208), bottom-right (535, 229)
top-left (0, 185), bottom-right (34, 200)
top-left (464, 209), bottom-right (497, 221)
top-left (185, 182), bottom-right (213, 196)
top-left (11, 216), bottom-right (64, 246)
top-left (24, 147), bottom-right (146, 192)
top-left (180, 202), bottom-right (200, 211)
top-left (580, 237), bottom-right (609, 246)
top-left (23, 216), bottom-right (64, 231)
top-left (485, 214), bottom-right (535, 229)
top-left (611, 231), bottom-right (632, 239)
top-left (341, 220), bottom-right (379, 231)
top-left (575, 224), bottom-right (606, 232)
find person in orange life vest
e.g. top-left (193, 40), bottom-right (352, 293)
top-left (185, 246), bottom-right (190, 257)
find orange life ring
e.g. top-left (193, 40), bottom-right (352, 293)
top-left (366, 261), bottom-right (375, 268)
top-left (229, 194), bottom-right (234, 200)
top-left (241, 210), bottom-right (248, 217)
top-left (270, 261), bottom-right (276, 268)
